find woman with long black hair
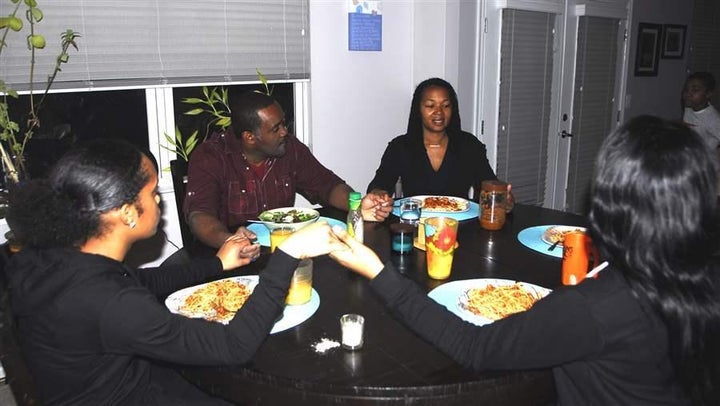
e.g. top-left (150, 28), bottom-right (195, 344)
top-left (332, 115), bottom-right (720, 405)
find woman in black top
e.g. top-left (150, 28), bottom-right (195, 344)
top-left (336, 115), bottom-right (720, 405)
top-left (367, 77), bottom-right (512, 204)
top-left (5, 139), bottom-right (345, 405)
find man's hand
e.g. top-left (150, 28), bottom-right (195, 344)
top-left (505, 184), bottom-right (515, 213)
top-left (361, 190), bottom-right (393, 222)
top-left (234, 226), bottom-right (260, 259)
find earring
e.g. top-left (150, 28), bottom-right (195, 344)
top-left (129, 221), bottom-right (136, 229)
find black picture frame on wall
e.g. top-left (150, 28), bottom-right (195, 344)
top-left (661, 24), bottom-right (686, 59)
top-left (634, 23), bottom-right (662, 76)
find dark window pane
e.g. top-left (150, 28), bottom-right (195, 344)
top-left (5, 90), bottom-right (148, 179)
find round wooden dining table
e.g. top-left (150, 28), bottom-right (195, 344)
top-left (176, 203), bottom-right (586, 405)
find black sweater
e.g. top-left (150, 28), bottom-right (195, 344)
top-left (7, 247), bottom-right (298, 405)
top-left (369, 264), bottom-right (689, 405)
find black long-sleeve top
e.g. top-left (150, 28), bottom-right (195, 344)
top-left (369, 264), bottom-right (689, 405)
top-left (7, 247), bottom-right (298, 405)
top-left (367, 131), bottom-right (497, 198)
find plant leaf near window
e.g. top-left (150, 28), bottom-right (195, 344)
top-left (164, 69), bottom-right (273, 162)
top-left (0, 0), bottom-right (80, 184)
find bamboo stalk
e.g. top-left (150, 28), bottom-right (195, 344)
top-left (0, 142), bottom-right (19, 184)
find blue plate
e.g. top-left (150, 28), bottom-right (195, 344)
top-left (428, 278), bottom-right (551, 326)
top-left (248, 216), bottom-right (347, 246)
top-left (517, 225), bottom-right (564, 258)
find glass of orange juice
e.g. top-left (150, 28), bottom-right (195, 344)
top-left (286, 259), bottom-right (313, 305)
top-left (270, 227), bottom-right (293, 253)
top-left (424, 217), bottom-right (459, 280)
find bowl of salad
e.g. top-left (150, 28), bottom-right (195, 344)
top-left (257, 207), bottom-right (321, 232)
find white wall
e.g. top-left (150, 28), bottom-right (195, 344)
top-left (308, 1), bottom-right (460, 194)
top-left (624, 0), bottom-right (693, 120)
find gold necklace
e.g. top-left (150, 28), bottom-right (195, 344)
top-left (424, 135), bottom-right (447, 149)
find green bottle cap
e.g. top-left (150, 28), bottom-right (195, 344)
top-left (349, 192), bottom-right (362, 210)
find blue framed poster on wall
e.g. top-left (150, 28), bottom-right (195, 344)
top-left (348, 1), bottom-right (382, 51)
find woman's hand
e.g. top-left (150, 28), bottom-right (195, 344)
top-left (505, 184), bottom-right (515, 213)
top-left (278, 221), bottom-right (348, 259)
top-left (216, 234), bottom-right (259, 270)
top-left (361, 190), bottom-right (393, 222)
top-left (328, 226), bottom-right (384, 280)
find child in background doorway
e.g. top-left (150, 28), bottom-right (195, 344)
top-left (682, 71), bottom-right (720, 151)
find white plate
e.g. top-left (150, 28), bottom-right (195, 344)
top-left (165, 275), bottom-right (320, 334)
top-left (406, 195), bottom-right (470, 213)
top-left (428, 278), bottom-right (551, 326)
top-left (540, 225), bottom-right (587, 246)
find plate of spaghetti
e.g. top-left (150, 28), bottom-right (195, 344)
top-left (428, 278), bottom-right (551, 326)
top-left (165, 275), bottom-right (320, 334)
top-left (411, 195), bottom-right (470, 213)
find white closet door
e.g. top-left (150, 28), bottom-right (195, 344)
top-left (496, 9), bottom-right (556, 206)
top-left (566, 16), bottom-right (622, 214)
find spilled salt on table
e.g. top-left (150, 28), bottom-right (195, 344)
top-left (312, 338), bottom-right (340, 353)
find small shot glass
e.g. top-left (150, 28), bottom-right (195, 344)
top-left (340, 313), bottom-right (365, 350)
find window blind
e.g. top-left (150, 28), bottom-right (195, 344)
top-left (496, 9), bottom-right (554, 206)
top-left (566, 16), bottom-right (619, 215)
top-left (0, 0), bottom-right (309, 91)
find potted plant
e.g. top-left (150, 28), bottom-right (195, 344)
top-left (0, 0), bottom-right (80, 185)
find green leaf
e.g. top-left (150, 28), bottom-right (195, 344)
top-left (256, 68), bottom-right (268, 85)
top-left (164, 133), bottom-right (177, 147)
top-left (182, 97), bottom-right (204, 104)
top-left (30, 7), bottom-right (43, 23)
top-left (186, 134), bottom-right (199, 153)
top-left (0, 17), bottom-right (23, 31)
top-left (216, 117), bottom-right (231, 128)
top-left (23, 0), bottom-right (37, 7)
top-left (184, 108), bottom-right (205, 116)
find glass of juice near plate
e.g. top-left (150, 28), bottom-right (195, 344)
top-left (270, 227), bottom-right (294, 253)
top-left (286, 259), bottom-right (313, 305)
top-left (424, 217), bottom-right (459, 280)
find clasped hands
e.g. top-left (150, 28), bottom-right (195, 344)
top-left (216, 221), bottom-right (384, 279)
top-left (361, 190), bottom-right (393, 222)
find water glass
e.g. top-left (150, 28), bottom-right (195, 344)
top-left (399, 199), bottom-right (422, 226)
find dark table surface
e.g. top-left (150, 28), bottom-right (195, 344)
top-left (177, 204), bottom-right (586, 405)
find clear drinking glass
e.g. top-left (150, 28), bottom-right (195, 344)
top-left (399, 199), bottom-right (422, 226)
